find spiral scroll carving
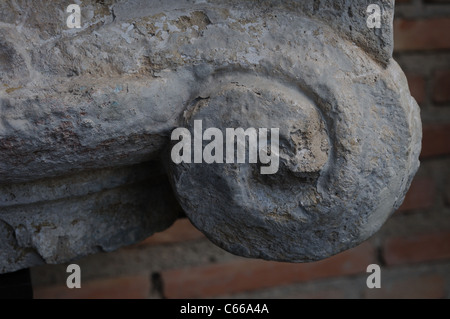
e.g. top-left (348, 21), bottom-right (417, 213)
top-left (0, 0), bottom-right (421, 272)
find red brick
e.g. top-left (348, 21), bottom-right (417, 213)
top-left (433, 70), bottom-right (450, 104)
top-left (287, 288), bottom-right (346, 299)
top-left (424, 0), bottom-right (450, 3)
top-left (383, 232), bottom-right (450, 266)
top-left (446, 183), bottom-right (450, 206)
top-left (365, 275), bottom-right (445, 299)
top-left (398, 177), bottom-right (435, 212)
top-left (421, 123), bottom-right (450, 158)
top-left (405, 73), bottom-right (426, 105)
top-left (133, 218), bottom-right (204, 247)
top-left (394, 18), bottom-right (450, 51)
top-left (33, 275), bottom-right (150, 299)
top-left (161, 242), bottom-right (375, 299)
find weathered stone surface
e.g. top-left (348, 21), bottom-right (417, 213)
top-left (0, 0), bottom-right (421, 272)
top-left (0, 162), bottom-right (181, 274)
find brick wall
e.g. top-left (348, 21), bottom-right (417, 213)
top-left (31, 1), bottom-right (450, 299)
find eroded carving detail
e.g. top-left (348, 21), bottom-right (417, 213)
top-left (0, 0), bottom-right (421, 272)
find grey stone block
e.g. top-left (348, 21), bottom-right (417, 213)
top-left (0, 0), bottom-right (421, 272)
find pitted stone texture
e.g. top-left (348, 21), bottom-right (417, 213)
top-left (0, 0), bottom-right (420, 272)
top-left (168, 65), bottom-right (421, 262)
top-left (0, 162), bottom-right (181, 274)
top-left (0, 0), bottom-right (396, 182)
